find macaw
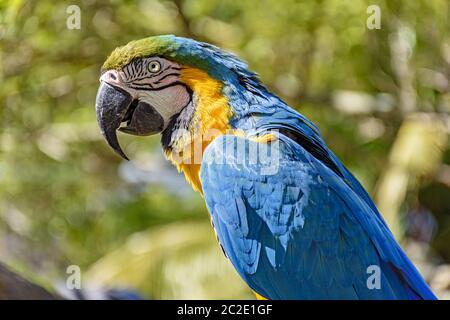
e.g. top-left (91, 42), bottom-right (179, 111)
top-left (95, 35), bottom-right (436, 300)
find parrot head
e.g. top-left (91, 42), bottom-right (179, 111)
top-left (96, 35), bottom-right (261, 161)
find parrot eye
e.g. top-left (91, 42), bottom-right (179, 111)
top-left (148, 60), bottom-right (161, 73)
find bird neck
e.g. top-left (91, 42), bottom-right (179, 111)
top-left (162, 66), bottom-right (233, 193)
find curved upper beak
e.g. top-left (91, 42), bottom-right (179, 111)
top-left (95, 73), bottom-right (165, 160)
top-left (95, 81), bottom-right (133, 160)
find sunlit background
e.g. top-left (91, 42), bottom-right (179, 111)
top-left (0, 0), bottom-right (449, 299)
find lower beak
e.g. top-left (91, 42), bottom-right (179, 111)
top-left (95, 82), bottom-right (133, 160)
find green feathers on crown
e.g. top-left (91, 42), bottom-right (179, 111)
top-left (101, 35), bottom-right (262, 86)
top-left (102, 35), bottom-right (179, 71)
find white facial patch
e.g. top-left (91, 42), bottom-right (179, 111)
top-left (118, 57), bottom-right (191, 129)
top-left (139, 84), bottom-right (191, 128)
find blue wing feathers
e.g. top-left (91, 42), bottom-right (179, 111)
top-left (200, 133), bottom-right (436, 299)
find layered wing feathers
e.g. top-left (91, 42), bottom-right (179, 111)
top-left (200, 133), bottom-right (436, 299)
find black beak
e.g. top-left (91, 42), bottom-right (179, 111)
top-left (95, 82), bottom-right (165, 160)
top-left (95, 82), bottom-right (133, 160)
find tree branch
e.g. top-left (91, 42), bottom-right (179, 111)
top-left (0, 263), bottom-right (59, 300)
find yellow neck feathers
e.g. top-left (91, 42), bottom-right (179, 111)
top-left (164, 67), bottom-right (232, 193)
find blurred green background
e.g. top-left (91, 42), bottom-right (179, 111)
top-left (0, 0), bottom-right (450, 299)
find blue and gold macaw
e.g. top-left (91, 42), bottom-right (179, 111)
top-left (95, 35), bottom-right (436, 300)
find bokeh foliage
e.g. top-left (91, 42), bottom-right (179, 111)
top-left (0, 0), bottom-right (449, 298)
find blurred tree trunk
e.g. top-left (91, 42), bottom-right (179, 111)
top-left (375, 113), bottom-right (448, 239)
top-left (0, 263), bottom-right (59, 300)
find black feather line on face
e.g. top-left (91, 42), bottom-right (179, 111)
top-left (123, 65), bottom-right (130, 78)
top-left (129, 81), bottom-right (187, 92)
top-left (124, 64), bottom-right (171, 83)
top-left (121, 58), bottom-right (184, 92)
top-left (154, 72), bottom-right (181, 84)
